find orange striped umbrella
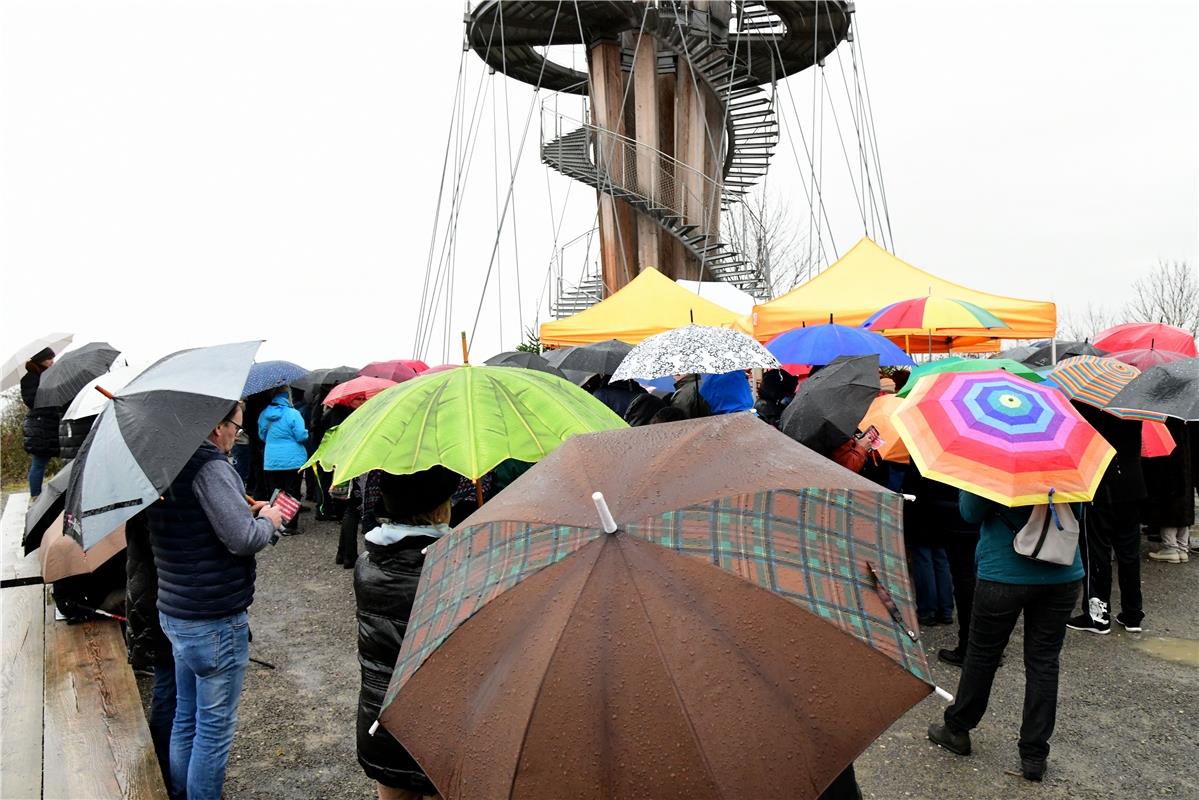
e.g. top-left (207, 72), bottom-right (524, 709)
top-left (1045, 356), bottom-right (1166, 421)
top-left (894, 370), bottom-right (1115, 506)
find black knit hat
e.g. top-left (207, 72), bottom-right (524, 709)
top-left (29, 346), bottom-right (55, 364)
top-left (378, 466), bottom-right (460, 519)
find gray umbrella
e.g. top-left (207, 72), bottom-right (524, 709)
top-left (64, 340), bottom-right (261, 549)
top-left (484, 351), bottom-right (568, 379)
top-left (552, 339), bottom-right (632, 376)
top-left (35, 342), bottom-right (121, 408)
top-left (1105, 357), bottom-right (1199, 421)
top-left (23, 460), bottom-right (72, 554)
top-left (781, 354), bottom-right (881, 456)
top-left (292, 365), bottom-right (359, 393)
top-left (1021, 340), bottom-right (1106, 368)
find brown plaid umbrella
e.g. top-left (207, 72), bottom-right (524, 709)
top-left (379, 413), bottom-right (937, 800)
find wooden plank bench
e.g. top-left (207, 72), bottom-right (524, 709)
top-left (1, 497), bottom-right (166, 799)
top-left (1, 492), bottom-right (42, 587)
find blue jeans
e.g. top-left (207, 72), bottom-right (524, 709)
top-left (28, 453), bottom-right (50, 496)
top-left (159, 611), bottom-right (250, 800)
top-left (912, 546), bottom-right (954, 619)
top-left (149, 662), bottom-right (177, 796)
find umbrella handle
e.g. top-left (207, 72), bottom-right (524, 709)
top-left (866, 561), bottom-right (919, 642)
top-left (592, 492), bottom-right (618, 533)
top-left (94, 385), bottom-right (115, 400)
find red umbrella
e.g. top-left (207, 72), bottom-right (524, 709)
top-left (1141, 420), bottom-right (1176, 458)
top-left (421, 363), bottom-right (461, 375)
top-left (1094, 323), bottom-right (1197, 357)
top-left (322, 375), bottom-right (397, 407)
top-left (1107, 347), bottom-right (1190, 371)
top-left (359, 360), bottom-right (420, 382)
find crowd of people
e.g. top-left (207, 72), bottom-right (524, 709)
top-left (14, 347), bottom-right (1198, 800)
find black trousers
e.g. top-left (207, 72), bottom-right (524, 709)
top-left (944, 579), bottom-right (1080, 762)
top-left (1080, 502), bottom-right (1143, 625)
top-left (943, 531), bottom-right (980, 651)
top-left (263, 470), bottom-right (302, 531)
top-left (337, 503), bottom-right (359, 565)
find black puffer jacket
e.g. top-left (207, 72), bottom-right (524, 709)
top-left (59, 415), bottom-right (96, 460)
top-left (21, 369), bottom-right (62, 457)
top-left (125, 513), bottom-right (171, 670)
top-left (354, 528), bottom-right (441, 793)
top-left (670, 374), bottom-right (711, 419)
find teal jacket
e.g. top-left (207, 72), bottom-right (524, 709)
top-left (958, 492), bottom-right (1084, 585)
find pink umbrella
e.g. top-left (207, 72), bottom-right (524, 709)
top-left (1141, 420), bottom-right (1176, 458)
top-left (359, 360), bottom-right (420, 382)
top-left (1094, 323), bottom-right (1197, 357)
top-left (322, 376), bottom-right (397, 407)
top-left (422, 363), bottom-right (461, 375)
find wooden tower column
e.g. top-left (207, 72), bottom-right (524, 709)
top-left (588, 39), bottom-right (638, 295)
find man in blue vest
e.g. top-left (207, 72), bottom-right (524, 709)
top-left (148, 400), bottom-right (284, 800)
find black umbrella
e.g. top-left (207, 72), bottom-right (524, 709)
top-left (23, 460), bottom-right (72, 554)
top-left (552, 339), bottom-right (632, 376)
top-left (781, 354), bottom-right (881, 455)
top-left (991, 345), bottom-right (1038, 362)
top-left (484, 351), bottom-right (568, 379)
top-left (35, 342), bottom-right (121, 408)
top-left (541, 346), bottom-right (575, 367)
top-left (292, 365), bottom-right (359, 392)
top-left (1021, 340), bottom-right (1106, 368)
top-left (1105, 357), bottom-right (1199, 421)
top-left (64, 341), bottom-right (261, 549)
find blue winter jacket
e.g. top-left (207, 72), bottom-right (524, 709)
top-left (259, 393), bottom-right (309, 471)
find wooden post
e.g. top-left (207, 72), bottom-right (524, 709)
top-left (461, 331), bottom-right (469, 365)
top-left (632, 33), bottom-right (661, 273)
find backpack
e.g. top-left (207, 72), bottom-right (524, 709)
top-left (997, 490), bottom-right (1080, 566)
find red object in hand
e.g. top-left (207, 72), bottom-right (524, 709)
top-left (270, 490), bottom-right (300, 524)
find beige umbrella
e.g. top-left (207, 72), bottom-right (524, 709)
top-left (39, 513), bottom-right (126, 583)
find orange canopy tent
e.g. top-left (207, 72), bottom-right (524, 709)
top-left (752, 238), bottom-right (1056, 350)
top-left (540, 267), bottom-right (752, 346)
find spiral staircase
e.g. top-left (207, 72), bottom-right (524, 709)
top-left (462, 1), bottom-right (853, 318)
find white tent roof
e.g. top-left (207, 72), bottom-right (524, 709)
top-left (674, 280), bottom-right (757, 316)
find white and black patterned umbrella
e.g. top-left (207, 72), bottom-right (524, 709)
top-left (64, 340), bottom-right (261, 549)
top-left (611, 325), bottom-right (779, 381)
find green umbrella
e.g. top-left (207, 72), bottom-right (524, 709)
top-left (896, 356), bottom-right (1045, 398)
top-left (305, 365), bottom-right (626, 482)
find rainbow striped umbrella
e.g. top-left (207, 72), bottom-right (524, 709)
top-left (863, 296), bottom-right (1009, 333)
top-left (1045, 356), bottom-right (1166, 421)
top-left (894, 370), bottom-right (1116, 506)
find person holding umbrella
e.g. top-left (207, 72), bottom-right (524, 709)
top-left (19, 345), bottom-right (56, 496)
top-left (354, 467), bottom-right (459, 800)
top-left (147, 400), bottom-right (285, 800)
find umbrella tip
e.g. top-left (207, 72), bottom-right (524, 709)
top-left (591, 491), bottom-right (618, 534)
top-left (934, 685), bottom-right (955, 703)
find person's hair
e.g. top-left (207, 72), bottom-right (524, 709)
top-left (378, 466), bottom-right (460, 524)
top-left (224, 400), bottom-right (246, 422)
top-left (649, 406), bottom-right (688, 424)
top-left (25, 359), bottom-right (49, 374)
top-left (891, 369), bottom-right (911, 392)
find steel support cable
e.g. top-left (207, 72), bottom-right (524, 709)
top-left (824, 3), bottom-right (871, 233)
top-left (467, 0), bottom-right (566, 349)
top-left (416, 10), bottom-right (502, 357)
top-left (851, 20), bottom-right (894, 251)
top-left (492, 72), bottom-right (504, 346)
top-left (497, 2), bottom-right (525, 342)
top-left (820, 70), bottom-right (868, 230)
top-left (420, 49), bottom-right (497, 358)
top-left (413, 41), bottom-right (469, 356)
top-left (845, 23), bottom-right (883, 246)
top-left (761, 15), bottom-right (837, 266)
top-left (808, 0), bottom-right (821, 269)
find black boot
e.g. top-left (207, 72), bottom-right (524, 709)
top-left (927, 723), bottom-right (971, 756)
top-left (1021, 759), bottom-right (1046, 782)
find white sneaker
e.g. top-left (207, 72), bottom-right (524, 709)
top-left (1148, 549), bottom-right (1181, 564)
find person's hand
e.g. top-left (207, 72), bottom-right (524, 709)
top-left (257, 504), bottom-right (285, 529)
top-left (250, 500), bottom-right (269, 514)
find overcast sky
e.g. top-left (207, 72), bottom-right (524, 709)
top-left (2, 0), bottom-right (1195, 370)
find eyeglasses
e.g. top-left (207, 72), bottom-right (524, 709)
top-left (222, 419), bottom-right (244, 435)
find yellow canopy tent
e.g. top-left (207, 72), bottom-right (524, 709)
top-left (752, 238), bottom-right (1056, 348)
top-left (540, 267), bottom-right (752, 346)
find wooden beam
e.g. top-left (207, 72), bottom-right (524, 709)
top-left (589, 39), bottom-right (637, 293)
top-left (0, 584), bottom-right (44, 800)
top-left (43, 587), bottom-right (167, 799)
top-left (1, 493), bottom-right (41, 588)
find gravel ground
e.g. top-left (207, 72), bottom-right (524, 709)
top-left (189, 509), bottom-right (1196, 799)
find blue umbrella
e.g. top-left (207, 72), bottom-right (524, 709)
top-left (766, 324), bottom-right (915, 367)
top-left (242, 360), bottom-right (309, 397)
